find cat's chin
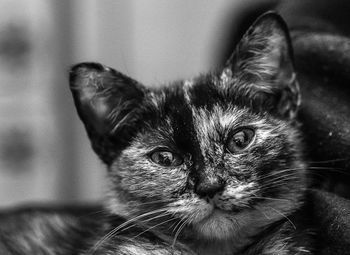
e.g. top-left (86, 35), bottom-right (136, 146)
top-left (192, 209), bottom-right (237, 240)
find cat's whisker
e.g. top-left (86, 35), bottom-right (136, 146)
top-left (258, 172), bottom-right (300, 183)
top-left (128, 217), bottom-right (177, 241)
top-left (168, 218), bottom-right (182, 232)
top-left (307, 167), bottom-right (350, 176)
top-left (308, 158), bottom-right (350, 164)
top-left (110, 209), bottom-right (170, 235)
top-left (258, 168), bottom-right (302, 181)
top-left (138, 211), bottom-right (173, 224)
top-left (266, 206), bottom-right (296, 230)
top-left (253, 206), bottom-right (272, 220)
top-left (308, 166), bottom-right (346, 169)
top-left (172, 216), bottom-right (191, 248)
top-left (117, 211), bottom-right (173, 233)
top-left (87, 228), bottom-right (119, 255)
top-left (262, 172), bottom-right (301, 181)
top-left (259, 182), bottom-right (283, 190)
top-left (258, 170), bottom-right (302, 181)
top-left (140, 199), bottom-right (176, 206)
top-left (172, 217), bottom-right (187, 234)
top-left (253, 195), bottom-right (291, 203)
top-left (259, 178), bottom-right (302, 191)
top-left (260, 180), bottom-right (301, 191)
top-left (262, 175), bottom-right (300, 186)
top-left (87, 208), bottom-right (168, 254)
top-left (260, 175), bottom-right (301, 187)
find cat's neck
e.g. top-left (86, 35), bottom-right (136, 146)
top-left (164, 210), bottom-right (288, 255)
top-left (179, 216), bottom-right (268, 255)
top-left (109, 200), bottom-right (298, 255)
top-left (180, 217), bottom-right (292, 255)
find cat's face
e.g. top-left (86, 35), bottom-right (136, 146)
top-left (69, 13), bottom-right (305, 240)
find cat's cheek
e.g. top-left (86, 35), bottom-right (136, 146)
top-left (112, 154), bottom-right (188, 198)
top-left (120, 168), bottom-right (187, 198)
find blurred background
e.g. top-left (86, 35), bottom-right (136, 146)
top-left (0, 0), bottom-right (275, 206)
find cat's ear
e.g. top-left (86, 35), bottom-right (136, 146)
top-left (69, 63), bottom-right (146, 163)
top-left (223, 12), bottom-right (300, 119)
top-left (70, 62), bottom-right (145, 134)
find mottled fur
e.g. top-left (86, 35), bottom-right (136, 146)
top-left (0, 12), bottom-right (312, 255)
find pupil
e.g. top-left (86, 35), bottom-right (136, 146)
top-left (234, 133), bottom-right (246, 147)
top-left (160, 152), bottom-right (172, 165)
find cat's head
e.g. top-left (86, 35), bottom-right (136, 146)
top-left (69, 12), bottom-right (305, 241)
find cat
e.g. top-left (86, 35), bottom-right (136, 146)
top-left (0, 12), bottom-right (312, 255)
top-left (68, 11), bottom-right (310, 255)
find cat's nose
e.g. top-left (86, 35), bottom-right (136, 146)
top-left (195, 177), bottom-right (225, 199)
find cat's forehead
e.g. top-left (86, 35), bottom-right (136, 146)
top-left (148, 73), bottom-right (234, 112)
top-left (182, 68), bottom-right (235, 102)
top-left (181, 74), bottom-right (232, 110)
top-left (143, 78), bottom-right (273, 143)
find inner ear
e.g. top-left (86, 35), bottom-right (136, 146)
top-left (69, 62), bottom-right (146, 135)
top-left (223, 12), bottom-right (300, 119)
top-left (229, 12), bottom-right (294, 84)
top-left (69, 62), bottom-right (147, 164)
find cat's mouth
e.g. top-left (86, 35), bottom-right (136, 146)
top-left (189, 197), bottom-right (245, 224)
top-left (209, 194), bottom-right (249, 212)
top-left (167, 192), bottom-right (253, 230)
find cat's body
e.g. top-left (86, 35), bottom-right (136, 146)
top-left (0, 12), bottom-right (314, 255)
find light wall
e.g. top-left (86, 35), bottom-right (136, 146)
top-left (0, 0), bottom-right (248, 206)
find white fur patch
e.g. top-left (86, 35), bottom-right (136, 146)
top-left (148, 91), bottom-right (166, 108)
top-left (262, 236), bottom-right (310, 255)
top-left (167, 195), bottom-right (213, 223)
top-left (183, 79), bottom-right (194, 104)
top-left (218, 68), bottom-right (234, 90)
top-left (119, 243), bottom-right (184, 255)
top-left (223, 182), bottom-right (256, 199)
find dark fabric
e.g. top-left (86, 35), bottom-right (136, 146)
top-left (217, 1), bottom-right (350, 253)
top-left (279, 1), bottom-right (350, 252)
top-left (279, 1), bottom-right (350, 254)
top-left (290, 31), bottom-right (350, 197)
top-left (311, 190), bottom-right (350, 254)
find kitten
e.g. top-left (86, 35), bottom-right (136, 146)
top-left (0, 12), bottom-right (311, 255)
top-left (69, 12), bottom-right (310, 255)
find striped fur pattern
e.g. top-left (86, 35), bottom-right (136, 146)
top-left (68, 12), bottom-right (311, 255)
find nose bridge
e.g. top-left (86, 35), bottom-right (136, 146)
top-left (194, 164), bottom-right (225, 198)
top-left (189, 107), bottom-right (226, 197)
top-left (199, 170), bottom-right (223, 188)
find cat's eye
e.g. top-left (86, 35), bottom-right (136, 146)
top-left (150, 151), bottom-right (183, 167)
top-left (227, 128), bottom-right (255, 153)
